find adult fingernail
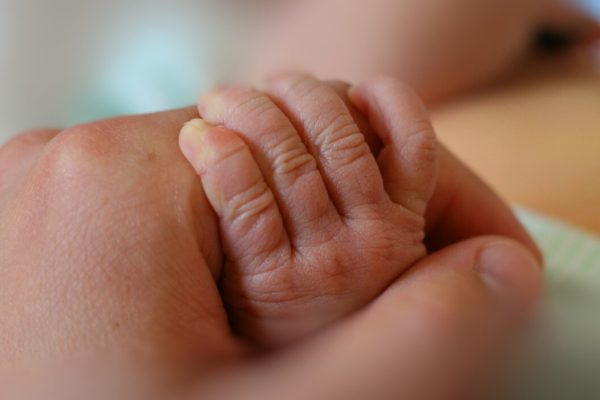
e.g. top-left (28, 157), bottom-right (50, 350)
top-left (478, 241), bottom-right (542, 308)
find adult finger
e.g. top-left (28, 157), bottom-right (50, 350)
top-left (426, 146), bottom-right (542, 261)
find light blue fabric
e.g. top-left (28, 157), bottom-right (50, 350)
top-left (65, 27), bottom-right (228, 126)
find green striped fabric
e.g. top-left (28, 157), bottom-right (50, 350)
top-left (508, 209), bottom-right (600, 399)
top-left (518, 208), bottom-right (600, 281)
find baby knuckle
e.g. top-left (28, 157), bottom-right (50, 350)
top-left (409, 118), bottom-right (437, 142)
top-left (276, 74), bottom-right (320, 100)
top-left (204, 139), bottom-right (248, 174)
top-left (401, 120), bottom-right (438, 167)
top-left (369, 76), bottom-right (410, 92)
top-left (320, 114), bottom-right (370, 166)
top-left (327, 132), bottom-right (371, 167)
top-left (272, 135), bottom-right (317, 179)
top-left (215, 87), bottom-right (259, 105)
top-left (223, 89), bottom-right (274, 120)
top-left (226, 179), bottom-right (276, 222)
top-left (386, 216), bottom-right (426, 253)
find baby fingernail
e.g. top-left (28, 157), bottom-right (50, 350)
top-left (478, 241), bottom-right (542, 308)
top-left (179, 118), bottom-right (214, 171)
top-left (198, 89), bottom-right (227, 121)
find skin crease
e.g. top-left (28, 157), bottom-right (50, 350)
top-left (0, 79), bottom-right (541, 399)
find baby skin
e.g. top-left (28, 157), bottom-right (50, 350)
top-left (180, 74), bottom-right (438, 347)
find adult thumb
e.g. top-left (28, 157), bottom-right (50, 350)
top-left (198, 236), bottom-right (542, 400)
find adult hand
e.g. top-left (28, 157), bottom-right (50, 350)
top-left (0, 87), bottom-right (541, 399)
top-left (0, 109), bottom-right (240, 395)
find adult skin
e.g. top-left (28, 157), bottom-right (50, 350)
top-left (0, 82), bottom-right (541, 398)
top-left (250, 0), bottom-right (597, 104)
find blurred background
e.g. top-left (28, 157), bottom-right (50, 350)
top-left (0, 0), bottom-right (598, 136)
top-left (3, 0), bottom-right (598, 232)
top-left (0, 0), bottom-right (266, 136)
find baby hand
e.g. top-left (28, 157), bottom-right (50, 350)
top-left (180, 75), bottom-right (438, 346)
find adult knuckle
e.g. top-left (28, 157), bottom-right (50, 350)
top-left (0, 130), bottom-right (58, 184)
top-left (0, 129), bottom-right (56, 153)
top-left (33, 120), bottom-right (125, 184)
top-left (43, 128), bottom-right (99, 169)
